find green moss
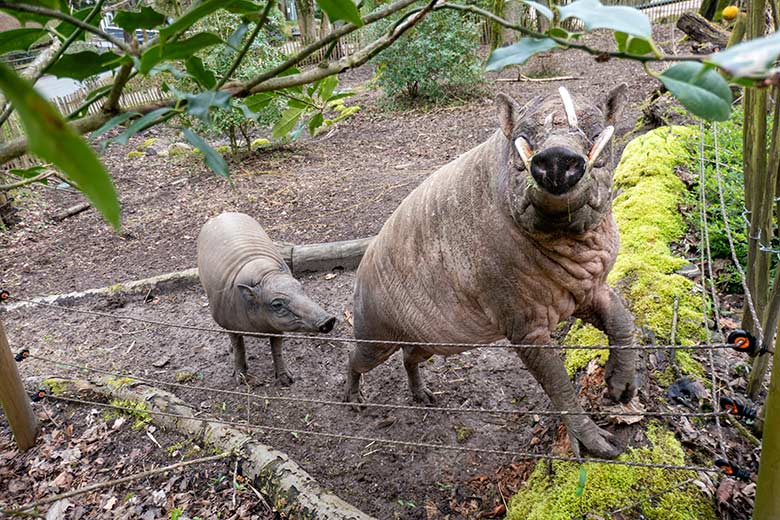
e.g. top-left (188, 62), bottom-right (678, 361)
top-left (563, 320), bottom-right (609, 376)
top-left (167, 143), bottom-right (192, 156)
top-left (106, 399), bottom-right (151, 430)
top-left (176, 371), bottom-right (197, 383)
top-left (455, 426), bottom-right (474, 443)
top-left (126, 150), bottom-right (145, 159)
top-left (507, 423), bottom-right (716, 520)
top-left (215, 145), bottom-right (231, 154)
top-left (140, 138), bottom-right (158, 149)
top-left (43, 378), bottom-right (68, 395)
top-left (106, 376), bottom-right (135, 389)
top-left (562, 127), bottom-right (705, 375)
top-left (251, 138), bottom-right (271, 149)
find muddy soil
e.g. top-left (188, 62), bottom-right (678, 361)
top-left (0, 26), bottom-right (737, 519)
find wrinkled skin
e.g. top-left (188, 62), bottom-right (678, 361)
top-left (345, 86), bottom-right (637, 458)
top-left (198, 212), bottom-right (336, 386)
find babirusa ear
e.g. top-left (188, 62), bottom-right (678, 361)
top-left (601, 83), bottom-right (628, 126)
top-left (496, 93), bottom-right (522, 140)
top-left (237, 283), bottom-right (260, 305)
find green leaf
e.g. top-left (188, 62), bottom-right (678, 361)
top-left (160, 0), bottom-right (240, 41)
top-left (140, 33), bottom-right (223, 74)
top-left (55, 6), bottom-right (100, 41)
top-left (546, 27), bottom-right (571, 40)
top-left (707, 31), bottom-right (780, 78)
top-left (2, 0), bottom-right (65, 24)
top-left (575, 465), bottom-right (587, 497)
top-left (69, 83), bottom-right (113, 119)
top-left (558, 0), bottom-right (651, 39)
top-left (245, 91), bottom-right (276, 112)
top-left (315, 0), bottom-right (363, 26)
top-left (109, 107), bottom-right (173, 146)
top-left (47, 51), bottom-right (120, 80)
top-left (286, 98), bottom-right (309, 109)
top-left (614, 32), bottom-right (654, 55)
top-left (89, 112), bottom-right (139, 141)
top-left (308, 112), bottom-right (324, 136)
top-left (0, 28), bottom-right (45, 54)
top-left (182, 128), bottom-right (229, 178)
top-left (272, 106), bottom-right (304, 139)
top-left (658, 61), bottom-right (732, 121)
top-left (317, 75), bottom-right (339, 100)
top-left (185, 56), bottom-right (216, 89)
top-left (485, 38), bottom-right (560, 71)
top-left (520, 0), bottom-right (553, 20)
top-left (181, 91), bottom-right (232, 123)
top-left (227, 21), bottom-right (251, 50)
top-left (0, 63), bottom-right (120, 229)
top-left (113, 6), bottom-right (166, 32)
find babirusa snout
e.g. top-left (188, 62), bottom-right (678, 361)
top-left (318, 316), bottom-right (336, 333)
top-left (530, 146), bottom-right (586, 195)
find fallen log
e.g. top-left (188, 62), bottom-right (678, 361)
top-left (676, 12), bottom-right (729, 48)
top-left (51, 202), bottom-right (91, 222)
top-left (2, 237), bottom-right (373, 313)
top-left (39, 377), bottom-right (375, 520)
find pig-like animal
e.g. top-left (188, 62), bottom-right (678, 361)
top-left (345, 86), bottom-right (636, 458)
top-left (198, 212), bottom-right (336, 385)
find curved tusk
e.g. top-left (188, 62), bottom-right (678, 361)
top-left (558, 86), bottom-right (578, 128)
top-left (587, 125), bottom-right (615, 167)
top-left (514, 137), bottom-right (533, 172)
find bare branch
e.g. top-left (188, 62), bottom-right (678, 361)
top-left (242, 0), bottom-right (421, 93)
top-left (0, 2), bottom-right (134, 55)
top-left (103, 63), bottom-right (134, 114)
top-left (439, 2), bottom-right (704, 63)
top-left (0, 171), bottom-right (54, 191)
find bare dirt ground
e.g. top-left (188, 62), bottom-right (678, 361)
top-left (0, 27), bottom-right (756, 519)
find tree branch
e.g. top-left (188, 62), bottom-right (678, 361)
top-left (0, 2), bottom-right (134, 55)
top-left (102, 63), bottom-right (134, 114)
top-left (216, 0), bottom-right (275, 89)
top-left (0, 171), bottom-right (54, 191)
top-left (0, 0), bottom-right (108, 129)
top-left (242, 0), bottom-right (421, 93)
top-left (439, 2), bottom-right (705, 63)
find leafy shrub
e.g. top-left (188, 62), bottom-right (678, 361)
top-left (372, 10), bottom-right (483, 103)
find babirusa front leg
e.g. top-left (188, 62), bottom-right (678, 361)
top-left (587, 287), bottom-right (637, 403)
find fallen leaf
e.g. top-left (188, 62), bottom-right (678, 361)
top-left (344, 309), bottom-right (354, 327)
top-left (324, 272), bottom-right (337, 280)
top-left (604, 396), bottom-right (645, 425)
top-left (54, 447), bottom-right (81, 465)
top-left (103, 496), bottom-right (117, 510)
top-left (45, 499), bottom-right (71, 520)
top-left (51, 471), bottom-right (73, 488)
top-left (112, 417), bottom-right (127, 430)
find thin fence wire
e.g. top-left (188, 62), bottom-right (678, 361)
top-left (43, 394), bottom-right (721, 474)
top-left (28, 353), bottom-right (731, 419)
top-left (712, 123), bottom-right (766, 346)
top-left (10, 296), bottom-right (737, 352)
top-left (699, 122), bottom-right (728, 459)
top-left (602, 477), bottom-right (698, 517)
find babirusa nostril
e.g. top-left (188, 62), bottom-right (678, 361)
top-left (530, 146), bottom-right (586, 195)
top-left (319, 317), bottom-right (336, 333)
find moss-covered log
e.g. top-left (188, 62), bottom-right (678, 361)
top-left (39, 377), bottom-right (374, 520)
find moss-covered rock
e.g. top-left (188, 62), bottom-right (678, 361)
top-left (563, 126), bottom-right (704, 374)
top-left (126, 150), bottom-right (145, 159)
top-left (507, 423), bottom-right (716, 520)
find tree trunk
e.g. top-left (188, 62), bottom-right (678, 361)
top-left (294, 0), bottom-right (318, 44)
top-left (319, 12), bottom-right (331, 39)
top-left (490, 0), bottom-right (506, 50)
top-left (743, 0), bottom-right (772, 400)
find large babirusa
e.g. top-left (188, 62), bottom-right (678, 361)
top-left (346, 86), bottom-right (636, 458)
top-left (198, 212), bottom-right (336, 386)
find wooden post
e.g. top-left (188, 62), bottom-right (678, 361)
top-left (0, 319), bottom-right (38, 451)
top-left (754, 344), bottom-right (780, 519)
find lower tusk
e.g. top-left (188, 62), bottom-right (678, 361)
top-left (514, 137), bottom-right (533, 172)
top-left (587, 125), bottom-right (614, 168)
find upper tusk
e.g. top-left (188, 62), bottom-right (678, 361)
top-left (587, 125), bottom-right (615, 167)
top-left (514, 137), bottom-right (533, 172)
top-left (558, 86), bottom-right (578, 128)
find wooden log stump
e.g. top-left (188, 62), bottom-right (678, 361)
top-left (676, 13), bottom-right (730, 48)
